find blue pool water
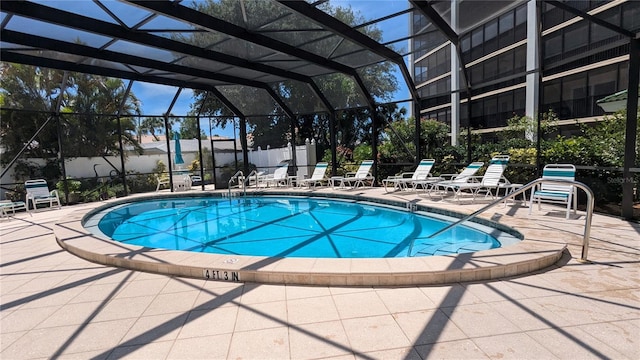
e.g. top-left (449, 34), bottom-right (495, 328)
top-left (90, 196), bottom-right (507, 258)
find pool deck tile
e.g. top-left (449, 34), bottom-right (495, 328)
top-left (1, 186), bottom-right (639, 359)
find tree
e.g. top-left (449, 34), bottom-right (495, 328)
top-left (63, 74), bottom-right (142, 157)
top-left (379, 117), bottom-right (453, 162)
top-left (138, 116), bottom-right (166, 141)
top-left (186, 0), bottom-right (399, 152)
top-left (0, 63), bottom-right (69, 162)
top-left (179, 117), bottom-right (207, 140)
top-left (1, 63), bottom-right (143, 182)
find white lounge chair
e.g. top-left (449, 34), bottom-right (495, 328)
top-left (458, 155), bottom-right (509, 201)
top-left (529, 164), bottom-right (577, 219)
top-left (298, 162), bottom-right (329, 188)
top-left (0, 200), bottom-right (28, 218)
top-left (261, 163), bottom-right (290, 187)
top-left (430, 161), bottom-right (485, 199)
top-left (440, 155), bottom-right (510, 202)
top-left (382, 159), bottom-right (436, 192)
top-left (156, 174), bottom-right (170, 191)
top-left (25, 179), bottom-right (61, 211)
top-left (332, 160), bottom-right (374, 189)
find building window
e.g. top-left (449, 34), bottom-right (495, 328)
top-left (514, 4), bottom-right (527, 41)
top-left (563, 22), bottom-right (589, 54)
top-left (513, 45), bottom-right (526, 73)
top-left (498, 51), bottom-right (514, 78)
top-left (543, 79), bottom-right (562, 116)
top-left (471, 27), bottom-right (484, 60)
top-left (484, 19), bottom-right (499, 54)
top-left (618, 61), bottom-right (628, 91)
top-left (544, 32), bottom-right (562, 60)
top-left (483, 57), bottom-right (498, 82)
top-left (589, 64), bottom-right (618, 116)
top-left (498, 11), bottom-right (515, 49)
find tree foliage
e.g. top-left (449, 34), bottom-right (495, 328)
top-left (185, 0), bottom-right (399, 151)
top-left (0, 64), bottom-right (67, 160)
top-left (63, 74), bottom-right (142, 157)
top-left (1, 63), bottom-right (142, 181)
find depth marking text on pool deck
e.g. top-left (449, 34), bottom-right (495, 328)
top-left (203, 269), bottom-right (240, 282)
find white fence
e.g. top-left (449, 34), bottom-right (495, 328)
top-left (0, 140), bottom-right (318, 198)
top-left (248, 139), bottom-right (317, 178)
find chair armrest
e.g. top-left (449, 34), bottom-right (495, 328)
top-left (438, 173), bottom-right (457, 180)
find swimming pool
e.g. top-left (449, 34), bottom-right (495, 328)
top-left (86, 196), bottom-right (519, 258)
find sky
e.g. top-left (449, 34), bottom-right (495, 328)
top-left (130, 0), bottom-right (413, 140)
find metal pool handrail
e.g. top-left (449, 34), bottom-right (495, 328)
top-left (408, 178), bottom-right (595, 262)
top-left (228, 170), bottom-right (244, 198)
top-left (245, 169), bottom-right (260, 190)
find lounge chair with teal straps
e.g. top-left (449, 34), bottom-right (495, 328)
top-left (25, 179), bottom-right (61, 212)
top-left (433, 155), bottom-right (509, 202)
top-left (429, 161), bottom-right (485, 198)
top-left (299, 162), bottom-right (329, 188)
top-left (382, 159), bottom-right (436, 192)
top-left (529, 164), bottom-right (577, 219)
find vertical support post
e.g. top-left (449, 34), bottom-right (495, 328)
top-left (233, 118), bottom-right (239, 171)
top-left (290, 115), bottom-right (298, 180)
top-left (450, 0), bottom-right (460, 146)
top-left (526, 0), bottom-right (540, 143)
top-left (535, 0), bottom-right (544, 178)
top-left (56, 114), bottom-right (68, 204)
top-left (115, 81), bottom-right (134, 197)
top-left (371, 107), bottom-right (379, 183)
top-left (195, 93), bottom-right (209, 190)
top-left (414, 102), bottom-right (422, 161)
top-left (195, 115), bottom-right (205, 190)
top-left (466, 93), bottom-right (472, 164)
top-left (56, 71), bottom-right (70, 203)
top-left (163, 114), bottom-right (173, 192)
top-left (622, 38), bottom-right (639, 219)
top-left (116, 114), bottom-right (128, 196)
top-left (210, 138), bottom-right (217, 187)
top-left (330, 111), bottom-right (337, 176)
top-left (239, 116), bottom-right (250, 176)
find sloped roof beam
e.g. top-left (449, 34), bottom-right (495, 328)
top-left (263, 87), bottom-right (297, 121)
top-left (0, 51), bottom-right (229, 101)
top-left (1, 30), bottom-right (267, 88)
top-left (0, 1), bottom-right (317, 86)
top-left (409, 1), bottom-right (459, 45)
top-left (127, 0), bottom-right (359, 111)
top-left (275, 0), bottom-right (420, 102)
top-left (127, 1), bottom-right (357, 76)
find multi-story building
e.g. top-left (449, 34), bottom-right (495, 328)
top-left (411, 0), bottom-right (639, 143)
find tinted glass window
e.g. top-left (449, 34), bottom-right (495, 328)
top-left (484, 20), bottom-right (498, 54)
top-left (498, 51), bottom-right (514, 77)
top-left (563, 22), bottom-right (588, 53)
top-left (513, 46), bottom-right (527, 73)
top-left (543, 32), bottom-right (562, 59)
top-left (514, 4), bottom-right (527, 41)
top-left (589, 65), bottom-right (617, 115)
top-left (499, 11), bottom-right (514, 47)
top-left (562, 73), bottom-right (588, 117)
top-left (484, 57), bottom-right (498, 82)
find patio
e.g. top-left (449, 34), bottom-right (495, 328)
top-left (1, 187), bottom-right (638, 359)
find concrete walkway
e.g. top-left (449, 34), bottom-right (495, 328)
top-left (1, 188), bottom-right (638, 359)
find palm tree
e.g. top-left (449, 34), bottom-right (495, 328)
top-left (65, 74), bottom-right (142, 156)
